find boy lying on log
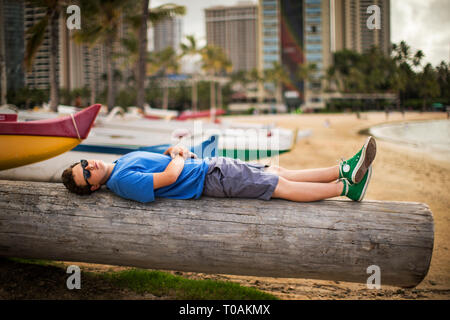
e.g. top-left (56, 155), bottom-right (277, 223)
top-left (61, 137), bottom-right (377, 203)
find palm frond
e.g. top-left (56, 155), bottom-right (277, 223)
top-left (148, 4), bottom-right (186, 23)
top-left (72, 24), bottom-right (103, 46)
top-left (24, 16), bottom-right (49, 72)
top-left (124, 13), bottom-right (142, 30)
top-left (122, 35), bottom-right (139, 55)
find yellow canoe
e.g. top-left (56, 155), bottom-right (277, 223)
top-left (0, 135), bottom-right (82, 170)
top-left (0, 104), bottom-right (101, 170)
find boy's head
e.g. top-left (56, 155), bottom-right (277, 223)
top-left (61, 159), bottom-right (109, 195)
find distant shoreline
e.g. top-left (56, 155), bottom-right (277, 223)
top-left (369, 119), bottom-right (450, 162)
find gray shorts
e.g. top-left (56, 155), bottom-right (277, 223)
top-left (202, 157), bottom-right (279, 200)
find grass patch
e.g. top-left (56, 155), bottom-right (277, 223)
top-left (102, 269), bottom-right (278, 300)
top-left (4, 258), bottom-right (278, 300)
top-left (7, 257), bottom-right (58, 267)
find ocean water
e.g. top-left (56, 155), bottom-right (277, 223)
top-left (370, 120), bottom-right (450, 160)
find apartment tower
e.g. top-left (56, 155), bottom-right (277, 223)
top-left (205, 2), bottom-right (258, 72)
top-left (23, 0), bottom-right (133, 98)
top-left (260, 0), bottom-right (332, 108)
top-left (333, 0), bottom-right (391, 55)
top-left (23, 2), bottom-right (59, 90)
top-left (300, 0), bottom-right (332, 109)
top-left (153, 16), bottom-right (183, 53)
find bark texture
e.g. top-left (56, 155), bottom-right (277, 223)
top-left (0, 180), bottom-right (434, 288)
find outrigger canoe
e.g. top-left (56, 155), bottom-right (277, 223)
top-left (0, 104), bottom-right (101, 170)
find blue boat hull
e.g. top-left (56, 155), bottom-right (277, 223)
top-left (72, 135), bottom-right (219, 158)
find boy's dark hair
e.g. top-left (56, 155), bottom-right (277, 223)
top-left (61, 162), bottom-right (93, 195)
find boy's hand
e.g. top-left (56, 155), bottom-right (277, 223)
top-left (164, 146), bottom-right (185, 158)
top-left (164, 146), bottom-right (197, 160)
top-left (188, 152), bottom-right (198, 159)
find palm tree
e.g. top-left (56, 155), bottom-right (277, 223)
top-left (436, 61), bottom-right (450, 103)
top-left (119, 31), bottom-right (140, 80)
top-left (24, 0), bottom-right (65, 111)
top-left (418, 63), bottom-right (440, 111)
top-left (0, 0), bottom-right (7, 105)
top-left (297, 63), bottom-right (318, 82)
top-left (74, 0), bottom-right (131, 111)
top-left (297, 62), bottom-right (321, 111)
top-left (264, 62), bottom-right (290, 105)
top-left (217, 59), bottom-right (231, 110)
top-left (297, 62), bottom-right (318, 96)
top-left (135, 0), bottom-right (149, 110)
top-left (134, 2), bottom-right (185, 109)
top-left (364, 47), bottom-right (392, 94)
top-left (391, 41), bottom-right (424, 113)
top-left (180, 35), bottom-right (200, 111)
top-left (412, 50), bottom-right (424, 68)
top-left (248, 68), bottom-right (265, 103)
top-left (153, 47), bottom-right (179, 109)
top-left (325, 65), bottom-right (341, 92)
top-left (200, 45), bottom-right (232, 119)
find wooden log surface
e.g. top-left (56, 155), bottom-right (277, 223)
top-left (0, 180), bottom-right (434, 288)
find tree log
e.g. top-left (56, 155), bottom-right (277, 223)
top-left (0, 180), bottom-right (434, 288)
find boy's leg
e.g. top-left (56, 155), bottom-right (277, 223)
top-left (265, 165), bottom-right (339, 183)
top-left (271, 176), bottom-right (344, 202)
top-left (267, 136), bottom-right (376, 184)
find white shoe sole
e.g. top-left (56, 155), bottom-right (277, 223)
top-left (357, 165), bottom-right (372, 201)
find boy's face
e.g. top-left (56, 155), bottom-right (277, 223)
top-left (72, 159), bottom-right (108, 191)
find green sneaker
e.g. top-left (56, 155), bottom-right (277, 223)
top-left (340, 166), bottom-right (372, 201)
top-left (339, 136), bottom-right (376, 184)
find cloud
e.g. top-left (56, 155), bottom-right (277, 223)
top-left (391, 0), bottom-right (450, 66)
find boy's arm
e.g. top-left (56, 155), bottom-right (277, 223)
top-left (153, 154), bottom-right (185, 189)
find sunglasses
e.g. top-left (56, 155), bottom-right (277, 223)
top-left (80, 159), bottom-right (91, 186)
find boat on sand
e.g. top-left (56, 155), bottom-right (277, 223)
top-left (0, 104), bottom-right (101, 170)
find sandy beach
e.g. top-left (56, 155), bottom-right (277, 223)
top-left (70, 111), bottom-right (450, 300)
top-left (1, 111), bottom-right (449, 300)
top-left (202, 111), bottom-right (449, 299)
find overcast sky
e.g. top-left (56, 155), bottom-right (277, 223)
top-left (151, 0), bottom-right (450, 67)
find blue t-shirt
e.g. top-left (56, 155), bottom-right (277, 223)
top-left (106, 151), bottom-right (209, 203)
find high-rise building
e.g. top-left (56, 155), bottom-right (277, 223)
top-left (333, 0), bottom-right (391, 55)
top-left (23, 2), bottom-right (58, 90)
top-left (153, 16), bottom-right (182, 53)
top-left (256, 0), bottom-right (391, 110)
top-left (60, 14), bottom-right (131, 95)
top-left (257, 0), bottom-right (280, 103)
top-left (22, 1), bottom-right (132, 98)
top-left (23, 3), bottom-right (101, 92)
top-left (59, 23), bottom-right (108, 95)
top-left (258, 0), bottom-right (281, 71)
top-left (279, 0), bottom-right (305, 102)
top-left (259, 0), bottom-right (332, 109)
top-left (205, 2), bottom-right (258, 72)
top-left (1, 0), bottom-right (25, 93)
top-left (301, 0), bottom-right (332, 109)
